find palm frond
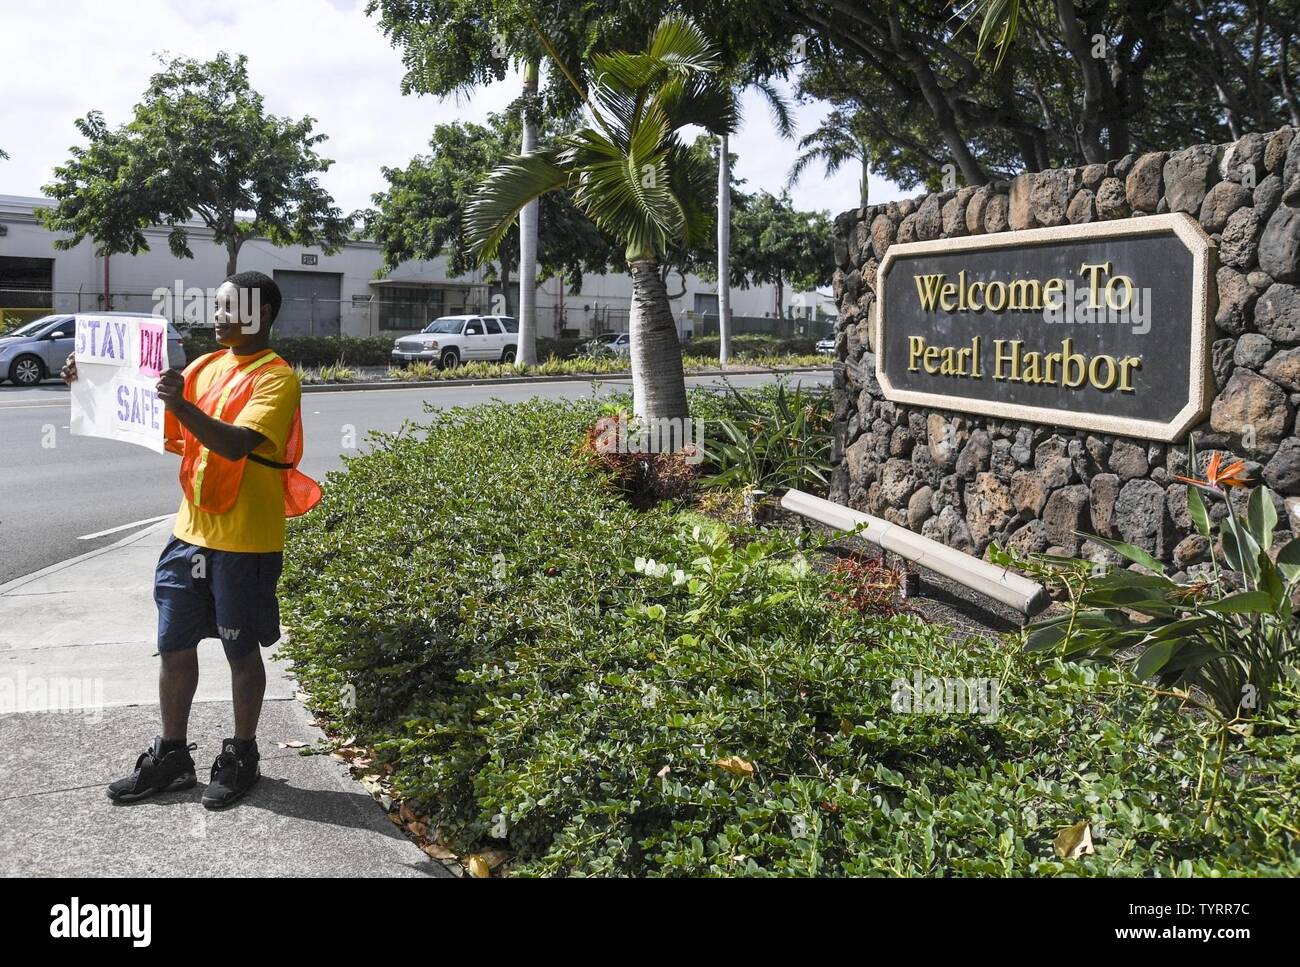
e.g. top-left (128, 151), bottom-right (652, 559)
top-left (572, 157), bottom-right (679, 257)
top-left (664, 141), bottom-right (715, 250)
top-left (589, 81), bottom-right (638, 151)
top-left (591, 15), bottom-right (717, 94)
top-left (591, 51), bottom-right (659, 94)
top-left (465, 149), bottom-right (568, 260)
top-left (474, 13), bottom-right (728, 265)
top-left (645, 14), bottom-right (718, 73)
top-left (961, 0), bottom-right (1022, 69)
top-left (655, 72), bottom-right (737, 135)
top-left (787, 125), bottom-right (866, 190)
top-left (751, 79), bottom-right (794, 140)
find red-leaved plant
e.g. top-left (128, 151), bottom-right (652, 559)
top-left (580, 414), bottom-right (698, 505)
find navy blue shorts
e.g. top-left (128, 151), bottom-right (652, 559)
top-left (154, 535), bottom-right (284, 660)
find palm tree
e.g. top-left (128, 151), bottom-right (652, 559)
top-left (517, 58), bottom-right (540, 366)
top-left (717, 79), bottom-right (792, 366)
top-left (466, 14), bottom-right (735, 422)
top-left (717, 129), bottom-right (733, 365)
top-left (788, 110), bottom-right (871, 209)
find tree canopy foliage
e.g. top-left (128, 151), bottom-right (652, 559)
top-left (795, 0), bottom-right (1300, 189)
top-left (369, 0), bottom-right (1300, 197)
top-left (361, 111), bottom-right (620, 310)
top-left (726, 191), bottom-right (834, 314)
top-left (39, 53), bottom-right (351, 276)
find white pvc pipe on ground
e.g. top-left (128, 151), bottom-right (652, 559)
top-left (780, 489), bottom-right (1048, 615)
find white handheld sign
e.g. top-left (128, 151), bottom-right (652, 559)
top-left (69, 314), bottom-right (171, 454)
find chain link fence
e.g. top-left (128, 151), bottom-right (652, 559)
top-left (547, 304), bottom-right (630, 337)
top-left (693, 313), bottom-right (834, 340)
top-left (1, 287), bottom-right (831, 342)
top-left (0, 287), bottom-right (188, 332)
top-left (0, 287), bottom-right (498, 338)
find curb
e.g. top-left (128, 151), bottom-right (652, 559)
top-left (299, 365), bottom-right (833, 393)
top-left (0, 515), bottom-right (175, 596)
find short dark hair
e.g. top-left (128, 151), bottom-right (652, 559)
top-left (225, 270), bottom-right (282, 325)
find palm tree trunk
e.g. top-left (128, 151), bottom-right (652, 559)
top-left (859, 144), bottom-right (870, 207)
top-left (517, 60), bottom-right (540, 366)
top-left (717, 133), bottom-right (732, 365)
top-left (628, 257), bottom-right (688, 423)
top-left (498, 259), bottom-right (514, 317)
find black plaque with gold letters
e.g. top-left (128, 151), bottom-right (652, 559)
top-left (874, 214), bottom-right (1215, 442)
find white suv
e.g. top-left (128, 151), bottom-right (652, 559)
top-left (391, 314), bottom-right (519, 369)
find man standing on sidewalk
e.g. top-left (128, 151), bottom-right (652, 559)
top-left (62, 271), bottom-right (319, 809)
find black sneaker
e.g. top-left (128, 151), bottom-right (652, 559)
top-left (202, 739), bottom-right (260, 810)
top-left (106, 737), bottom-right (198, 803)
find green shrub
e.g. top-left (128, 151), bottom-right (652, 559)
top-left (543, 336), bottom-right (595, 359)
top-left (698, 381), bottom-right (833, 496)
top-left (386, 355), bottom-right (636, 381)
top-left (378, 355), bottom-right (823, 382)
top-left (1021, 450), bottom-right (1300, 722)
top-left (183, 331), bottom-right (396, 367)
top-left (280, 400), bottom-right (1298, 876)
top-left (183, 328), bottom-right (825, 377)
top-left (685, 335), bottom-right (819, 358)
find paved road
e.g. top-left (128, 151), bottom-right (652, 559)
top-left (0, 372), bottom-right (829, 583)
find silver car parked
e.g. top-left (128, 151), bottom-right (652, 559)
top-left (0, 313), bottom-right (187, 387)
top-left (579, 331), bottom-right (631, 357)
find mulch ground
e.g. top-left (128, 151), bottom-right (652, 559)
top-left (765, 507), bottom-right (1058, 643)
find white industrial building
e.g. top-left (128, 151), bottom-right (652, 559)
top-left (0, 194), bottom-right (833, 340)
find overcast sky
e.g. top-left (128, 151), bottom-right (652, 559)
top-left (0, 0), bottom-right (908, 222)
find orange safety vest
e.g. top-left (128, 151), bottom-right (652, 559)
top-left (164, 349), bottom-right (322, 518)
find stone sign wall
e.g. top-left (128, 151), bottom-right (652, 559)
top-left (829, 125), bottom-right (1300, 574)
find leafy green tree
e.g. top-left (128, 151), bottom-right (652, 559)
top-left (466, 15), bottom-right (736, 421)
top-left (969, 0), bottom-right (1300, 138)
top-left (371, 0), bottom-right (1300, 192)
top-left (367, 0), bottom-right (798, 363)
top-left (369, 1), bottom-right (566, 363)
top-left (40, 52), bottom-right (351, 277)
top-left (367, 1), bottom-right (722, 114)
top-left (713, 191), bottom-right (833, 317)
top-left (796, 0), bottom-right (1300, 189)
top-left (361, 112), bottom-right (620, 319)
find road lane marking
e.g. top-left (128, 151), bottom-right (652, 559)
top-left (77, 514), bottom-right (174, 540)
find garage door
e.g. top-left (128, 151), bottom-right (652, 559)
top-left (273, 270), bottom-right (342, 337)
top-left (0, 256), bottom-right (55, 308)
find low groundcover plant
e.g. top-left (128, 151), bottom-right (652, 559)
top-left (280, 400), bottom-right (1298, 876)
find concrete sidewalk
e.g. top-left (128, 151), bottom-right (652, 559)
top-left (0, 519), bottom-right (451, 877)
